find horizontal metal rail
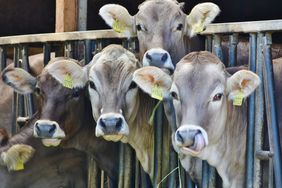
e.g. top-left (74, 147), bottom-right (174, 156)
top-left (201, 19), bottom-right (282, 34)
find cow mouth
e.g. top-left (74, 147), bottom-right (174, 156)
top-left (42, 138), bottom-right (62, 147)
top-left (180, 133), bottom-right (206, 156)
top-left (103, 134), bottom-right (124, 142)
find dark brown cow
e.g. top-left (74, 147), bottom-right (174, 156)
top-left (0, 125), bottom-right (87, 188)
top-left (1, 57), bottom-right (120, 185)
top-left (86, 44), bottom-right (172, 182)
top-left (133, 51), bottom-right (282, 187)
top-left (99, 0), bottom-right (220, 73)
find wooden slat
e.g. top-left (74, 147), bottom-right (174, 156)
top-left (0, 30), bottom-right (131, 45)
top-left (56, 0), bottom-right (78, 32)
top-left (201, 19), bottom-right (282, 35)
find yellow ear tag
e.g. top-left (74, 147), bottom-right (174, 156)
top-left (233, 90), bottom-right (244, 106)
top-left (15, 159), bottom-right (24, 171)
top-left (112, 19), bottom-right (125, 33)
top-left (151, 85), bottom-right (163, 101)
top-left (63, 74), bottom-right (73, 89)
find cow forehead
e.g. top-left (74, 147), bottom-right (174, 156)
top-left (44, 60), bottom-right (87, 88)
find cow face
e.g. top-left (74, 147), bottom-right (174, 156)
top-left (86, 45), bottom-right (140, 142)
top-left (2, 58), bottom-right (88, 147)
top-left (99, 0), bottom-right (220, 73)
top-left (133, 51), bottom-right (260, 157)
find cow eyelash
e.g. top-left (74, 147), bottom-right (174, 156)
top-left (213, 93), bottom-right (223, 101)
top-left (89, 81), bottom-right (96, 90)
top-left (171, 91), bottom-right (179, 100)
top-left (176, 24), bottom-right (183, 31)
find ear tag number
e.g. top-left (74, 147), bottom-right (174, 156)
top-left (233, 90), bottom-right (244, 106)
top-left (113, 19), bottom-right (125, 33)
top-left (15, 159), bottom-right (24, 171)
top-left (63, 74), bottom-right (74, 89)
top-left (151, 85), bottom-right (163, 101)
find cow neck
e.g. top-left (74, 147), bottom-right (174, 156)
top-left (61, 97), bottom-right (119, 182)
top-left (125, 91), bottom-right (157, 180)
top-left (206, 101), bottom-right (247, 188)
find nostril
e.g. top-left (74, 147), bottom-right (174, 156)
top-left (116, 117), bottom-right (123, 130)
top-left (146, 53), bottom-right (152, 61)
top-left (161, 53), bottom-right (168, 62)
top-left (49, 124), bottom-right (56, 134)
top-left (100, 119), bottom-right (106, 128)
top-left (176, 131), bottom-right (184, 143)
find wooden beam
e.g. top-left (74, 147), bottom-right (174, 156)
top-left (56, 0), bottom-right (78, 32)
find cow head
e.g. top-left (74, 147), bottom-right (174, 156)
top-left (2, 58), bottom-right (88, 147)
top-left (85, 45), bottom-right (141, 142)
top-left (99, 0), bottom-right (220, 73)
top-left (133, 51), bottom-right (260, 158)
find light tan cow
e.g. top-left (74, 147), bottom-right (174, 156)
top-left (133, 51), bottom-right (265, 187)
top-left (99, 0), bottom-right (220, 73)
top-left (86, 44), bottom-right (172, 182)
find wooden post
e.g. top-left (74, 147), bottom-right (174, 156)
top-left (56, 0), bottom-right (78, 32)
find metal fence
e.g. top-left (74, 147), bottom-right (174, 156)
top-left (0, 19), bottom-right (282, 188)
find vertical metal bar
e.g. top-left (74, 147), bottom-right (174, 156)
top-left (87, 155), bottom-right (101, 188)
top-left (213, 34), bottom-right (224, 63)
top-left (134, 159), bottom-right (140, 188)
top-left (84, 40), bottom-right (92, 65)
top-left (153, 104), bottom-right (163, 186)
top-left (64, 42), bottom-right (72, 58)
top-left (118, 143), bottom-right (125, 188)
top-left (228, 33), bottom-right (238, 67)
top-left (124, 145), bottom-right (133, 188)
top-left (263, 33), bottom-right (282, 188)
top-left (78, 0), bottom-right (87, 31)
top-left (0, 46), bottom-right (7, 71)
top-left (202, 161), bottom-right (210, 188)
top-left (205, 35), bottom-right (212, 52)
top-left (43, 43), bottom-right (51, 66)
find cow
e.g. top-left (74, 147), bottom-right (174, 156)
top-left (85, 44), bottom-right (172, 183)
top-left (1, 57), bottom-right (120, 185)
top-left (0, 127), bottom-right (87, 188)
top-left (99, 0), bottom-right (220, 73)
top-left (132, 51), bottom-right (282, 187)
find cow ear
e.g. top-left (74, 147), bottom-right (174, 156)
top-left (2, 68), bottom-right (37, 94)
top-left (99, 4), bottom-right (135, 38)
top-left (133, 66), bottom-right (172, 100)
top-left (185, 3), bottom-right (220, 37)
top-left (227, 70), bottom-right (260, 101)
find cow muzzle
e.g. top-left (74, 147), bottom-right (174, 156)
top-left (174, 125), bottom-right (208, 156)
top-left (143, 48), bottom-right (174, 75)
top-left (96, 113), bottom-right (129, 141)
top-left (33, 120), bottom-right (66, 147)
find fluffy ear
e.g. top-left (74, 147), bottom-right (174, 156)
top-left (133, 66), bottom-right (172, 100)
top-left (185, 3), bottom-right (220, 37)
top-left (99, 4), bottom-right (135, 38)
top-left (227, 70), bottom-right (260, 101)
top-left (2, 68), bottom-right (37, 94)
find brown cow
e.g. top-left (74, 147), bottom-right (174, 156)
top-left (1, 57), bottom-right (120, 185)
top-left (133, 51), bottom-right (273, 187)
top-left (0, 126), bottom-right (87, 188)
top-left (99, 0), bottom-right (220, 73)
top-left (86, 44), bottom-right (172, 182)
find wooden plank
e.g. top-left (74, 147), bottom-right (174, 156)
top-left (0, 30), bottom-right (131, 45)
top-left (56, 0), bottom-right (78, 32)
top-left (201, 19), bottom-right (282, 35)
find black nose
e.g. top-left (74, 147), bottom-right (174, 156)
top-left (35, 122), bottom-right (56, 138)
top-left (99, 117), bottom-right (123, 134)
top-left (145, 51), bottom-right (169, 67)
top-left (176, 130), bottom-right (184, 143)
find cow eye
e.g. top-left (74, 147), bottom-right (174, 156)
top-left (176, 24), bottom-right (183, 31)
top-left (213, 93), bottom-right (223, 101)
top-left (89, 81), bottom-right (96, 90)
top-left (136, 24), bottom-right (142, 31)
top-left (128, 82), bottom-right (137, 90)
top-left (171, 91), bottom-right (179, 100)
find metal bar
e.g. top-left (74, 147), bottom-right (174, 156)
top-left (134, 159), bottom-right (140, 188)
top-left (201, 19), bottom-right (282, 35)
top-left (213, 34), bottom-right (224, 64)
top-left (64, 42), bottom-right (72, 58)
top-left (205, 35), bottom-right (212, 52)
top-left (202, 161), bottom-right (210, 188)
top-left (84, 40), bottom-right (92, 65)
top-left (124, 145), bottom-right (133, 188)
top-left (118, 143), bottom-right (125, 188)
top-left (43, 43), bottom-right (51, 66)
top-left (0, 46), bottom-right (7, 71)
top-left (256, 150), bottom-right (274, 160)
top-left (262, 33), bottom-right (282, 188)
top-left (228, 33), bottom-right (238, 67)
top-left (245, 33), bottom-right (257, 188)
top-left (78, 0), bottom-right (87, 31)
top-left (87, 155), bottom-right (101, 188)
top-left (0, 30), bottom-right (131, 45)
